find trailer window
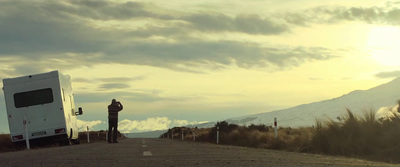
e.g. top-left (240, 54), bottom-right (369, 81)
top-left (14, 88), bottom-right (54, 108)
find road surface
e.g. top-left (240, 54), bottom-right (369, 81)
top-left (0, 138), bottom-right (397, 167)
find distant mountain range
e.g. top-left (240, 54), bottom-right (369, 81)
top-left (228, 77), bottom-right (400, 127)
top-left (128, 77), bottom-right (400, 138)
top-left (124, 130), bottom-right (167, 138)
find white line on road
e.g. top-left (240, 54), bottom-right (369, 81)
top-left (142, 139), bottom-right (151, 156)
top-left (143, 151), bottom-right (152, 156)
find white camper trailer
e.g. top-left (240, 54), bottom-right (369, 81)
top-left (2, 71), bottom-right (83, 144)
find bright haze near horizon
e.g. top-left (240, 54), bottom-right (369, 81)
top-left (1, 0), bottom-right (400, 134)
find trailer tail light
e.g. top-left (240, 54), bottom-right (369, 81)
top-left (12, 135), bottom-right (23, 141)
top-left (55, 128), bottom-right (66, 134)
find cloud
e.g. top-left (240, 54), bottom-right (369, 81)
top-left (98, 83), bottom-right (130, 89)
top-left (74, 90), bottom-right (170, 103)
top-left (118, 117), bottom-right (171, 133)
top-left (172, 119), bottom-right (209, 127)
top-left (0, 0), bottom-right (346, 75)
top-left (375, 70), bottom-right (400, 79)
top-left (64, 0), bottom-right (163, 20)
top-left (0, 54), bottom-right (101, 77)
top-left (0, 5), bottom-right (98, 56)
top-left (76, 119), bottom-right (104, 131)
top-left (101, 41), bottom-right (340, 70)
top-left (34, 1), bottom-right (288, 35)
top-left (73, 76), bottom-right (146, 86)
top-left (97, 76), bottom-right (146, 82)
top-left (308, 77), bottom-right (324, 81)
top-left (117, 117), bottom-right (208, 133)
top-left (376, 105), bottom-right (400, 119)
top-left (173, 120), bottom-right (190, 126)
top-left (183, 13), bottom-right (288, 34)
top-left (298, 6), bottom-right (400, 25)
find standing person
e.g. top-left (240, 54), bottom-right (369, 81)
top-left (108, 99), bottom-right (123, 143)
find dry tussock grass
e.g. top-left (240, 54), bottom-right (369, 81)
top-left (162, 123), bottom-right (313, 152)
top-left (312, 109), bottom-right (400, 163)
top-left (162, 108), bottom-right (400, 163)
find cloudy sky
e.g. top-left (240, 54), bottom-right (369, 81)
top-left (1, 0), bottom-right (400, 133)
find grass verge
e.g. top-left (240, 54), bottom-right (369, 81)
top-left (162, 108), bottom-right (400, 163)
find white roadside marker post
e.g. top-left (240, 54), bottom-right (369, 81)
top-left (23, 116), bottom-right (30, 150)
top-left (274, 117), bottom-right (278, 139)
top-left (106, 129), bottom-right (108, 142)
top-left (87, 126), bottom-right (90, 143)
top-left (194, 127), bottom-right (197, 141)
top-left (193, 130), bottom-right (196, 141)
top-left (217, 126), bottom-right (219, 144)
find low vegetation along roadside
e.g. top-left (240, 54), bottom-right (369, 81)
top-left (162, 109), bottom-right (400, 163)
top-left (0, 131), bottom-right (124, 153)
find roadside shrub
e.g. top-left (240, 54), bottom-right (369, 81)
top-left (161, 105), bottom-right (400, 163)
top-left (248, 124), bottom-right (269, 132)
top-left (311, 109), bottom-right (400, 162)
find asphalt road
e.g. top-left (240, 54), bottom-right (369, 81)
top-left (0, 138), bottom-right (398, 167)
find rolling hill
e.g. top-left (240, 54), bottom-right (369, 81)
top-left (131, 77), bottom-right (400, 137)
top-left (227, 77), bottom-right (400, 127)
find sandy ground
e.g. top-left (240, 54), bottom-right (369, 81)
top-left (0, 138), bottom-right (398, 167)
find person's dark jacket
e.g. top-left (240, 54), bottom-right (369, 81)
top-left (108, 102), bottom-right (123, 119)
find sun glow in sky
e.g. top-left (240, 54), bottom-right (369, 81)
top-left (1, 0), bottom-right (400, 133)
top-left (368, 26), bottom-right (400, 66)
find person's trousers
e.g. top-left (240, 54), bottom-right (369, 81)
top-left (108, 118), bottom-right (118, 142)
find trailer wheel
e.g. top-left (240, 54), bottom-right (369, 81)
top-left (71, 129), bottom-right (80, 144)
top-left (59, 136), bottom-right (71, 146)
top-left (59, 130), bottom-right (72, 146)
top-left (72, 139), bottom-right (80, 144)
